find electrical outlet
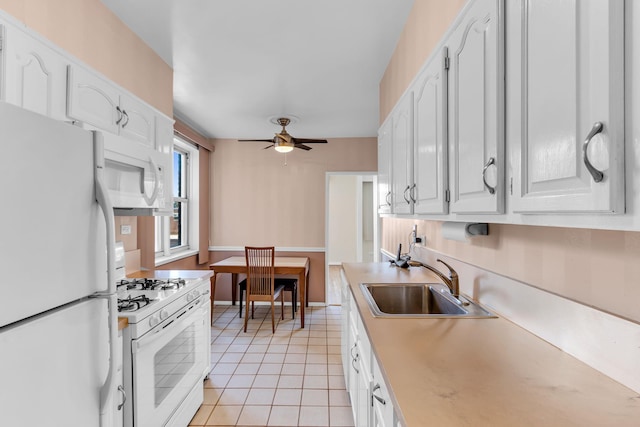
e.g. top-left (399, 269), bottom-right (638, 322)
top-left (416, 236), bottom-right (426, 245)
top-left (120, 224), bottom-right (132, 235)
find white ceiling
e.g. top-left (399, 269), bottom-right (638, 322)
top-left (100, 0), bottom-right (414, 140)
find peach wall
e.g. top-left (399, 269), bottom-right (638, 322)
top-left (0, 0), bottom-right (173, 116)
top-left (382, 217), bottom-right (640, 323)
top-left (210, 137), bottom-right (377, 248)
top-left (379, 0), bottom-right (466, 122)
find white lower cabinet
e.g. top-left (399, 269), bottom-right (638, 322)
top-left (346, 292), bottom-right (370, 427)
top-left (371, 359), bottom-right (394, 427)
top-left (353, 340), bottom-right (372, 427)
top-left (342, 282), bottom-right (396, 427)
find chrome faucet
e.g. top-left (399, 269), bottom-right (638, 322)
top-left (419, 259), bottom-right (459, 297)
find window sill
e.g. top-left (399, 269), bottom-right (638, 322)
top-left (155, 249), bottom-right (199, 267)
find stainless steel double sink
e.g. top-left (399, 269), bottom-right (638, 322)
top-left (360, 283), bottom-right (495, 318)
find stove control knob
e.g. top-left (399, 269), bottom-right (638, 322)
top-left (149, 315), bottom-right (160, 327)
top-left (160, 309), bottom-right (169, 320)
top-left (187, 290), bottom-right (199, 302)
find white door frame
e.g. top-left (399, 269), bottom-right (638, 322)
top-left (325, 172), bottom-right (379, 304)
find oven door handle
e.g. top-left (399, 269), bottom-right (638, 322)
top-left (132, 303), bottom-right (204, 353)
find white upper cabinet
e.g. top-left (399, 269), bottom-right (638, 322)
top-left (391, 93), bottom-right (414, 215)
top-left (447, 0), bottom-right (504, 214)
top-left (377, 118), bottom-right (393, 214)
top-left (119, 93), bottom-right (156, 146)
top-left (413, 48), bottom-right (449, 215)
top-left (2, 23), bottom-right (68, 121)
top-left (509, 0), bottom-right (625, 214)
top-left (67, 65), bottom-right (156, 148)
top-left (67, 65), bottom-right (120, 134)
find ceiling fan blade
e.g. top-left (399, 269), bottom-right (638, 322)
top-left (238, 139), bottom-right (275, 142)
top-left (275, 134), bottom-right (290, 143)
top-left (295, 144), bottom-right (313, 151)
top-left (292, 138), bottom-right (328, 144)
top-left (263, 144), bottom-right (274, 149)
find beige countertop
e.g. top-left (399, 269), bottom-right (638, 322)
top-left (342, 262), bottom-right (640, 427)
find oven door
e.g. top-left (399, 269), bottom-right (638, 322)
top-left (131, 300), bottom-right (206, 427)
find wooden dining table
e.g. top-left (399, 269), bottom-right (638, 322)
top-left (209, 256), bottom-right (310, 328)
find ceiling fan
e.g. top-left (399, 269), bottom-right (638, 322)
top-left (239, 117), bottom-right (328, 153)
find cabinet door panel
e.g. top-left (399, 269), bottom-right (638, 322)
top-left (377, 120), bottom-right (393, 214)
top-left (391, 94), bottom-right (413, 215)
top-left (119, 94), bottom-right (156, 147)
top-left (512, 0), bottom-right (624, 213)
top-left (413, 48), bottom-right (448, 215)
top-left (372, 358), bottom-right (394, 427)
top-left (4, 25), bottom-right (67, 121)
top-left (67, 65), bottom-right (120, 134)
top-left (449, 0), bottom-right (504, 214)
top-left (355, 356), bottom-right (371, 427)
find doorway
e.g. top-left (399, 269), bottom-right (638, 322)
top-left (325, 172), bottom-right (379, 305)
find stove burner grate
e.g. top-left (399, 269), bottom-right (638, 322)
top-left (118, 295), bottom-right (151, 312)
top-left (158, 278), bottom-right (186, 290)
top-left (116, 278), bottom-right (187, 291)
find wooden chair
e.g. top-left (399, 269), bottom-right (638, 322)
top-left (238, 278), bottom-right (297, 320)
top-left (243, 246), bottom-right (285, 333)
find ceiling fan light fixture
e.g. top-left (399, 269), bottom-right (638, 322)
top-left (274, 140), bottom-right (294, 153)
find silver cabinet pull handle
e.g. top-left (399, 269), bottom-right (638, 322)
top-left (121, 109), bottom-right (130, 128)
top-left (351, 348), bottom-right (360, 374)
top-left (371, 383), bottom-right (386, 405)
top-left (117, 385), bottom-right (127, 411)
top-left (385, 191), bottom-right (392, 207)
top-left (583, 122), bottom-right (604, 183)
top-left (403, 185), bottom-right (411, 204)
top-left (482, 157), bottom-right (496, 195)
top-left (409, 184), bottom-right (416, 203)
top-left (115, 106), bottom-right (123, 125)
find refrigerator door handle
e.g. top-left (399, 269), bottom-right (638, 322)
top-left (117, 385), bottom-right (127, 411)
top-left (93, 131), bottom-right (119, 426)
top-left (94, 132), bottom-right (116, 296)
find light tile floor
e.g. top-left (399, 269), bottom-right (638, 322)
top-left (189, 304), bottom-right (355, 427)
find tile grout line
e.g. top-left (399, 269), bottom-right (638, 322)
top-left (196, 305), bottom-right (351, 426)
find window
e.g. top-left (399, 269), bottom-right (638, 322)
top-left (171, 148), bottom-right (188, 249)
top-left (155, 136), bottom-right (199, 262)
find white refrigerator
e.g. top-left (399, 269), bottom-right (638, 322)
top-left (0, 102), bottom-right (120, 426)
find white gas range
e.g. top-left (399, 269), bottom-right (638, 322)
top-left (117, 273), bottom-right (211, 427)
